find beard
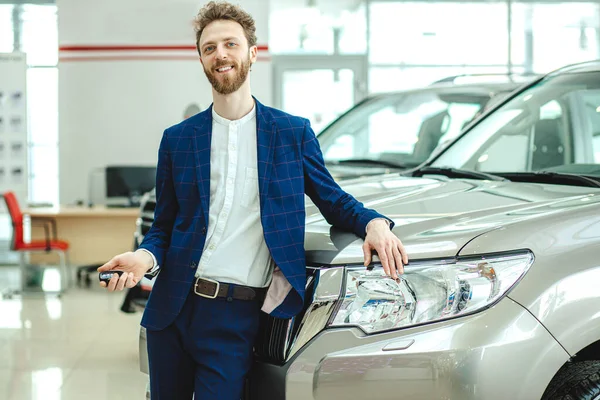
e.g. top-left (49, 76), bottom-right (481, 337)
top-left (203, 54), bottom-right (252, 95)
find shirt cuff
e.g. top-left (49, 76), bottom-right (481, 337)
top-left (137, 248), bottom-right (159, 276)
top-left (366, 218), bottom-right (391, 234)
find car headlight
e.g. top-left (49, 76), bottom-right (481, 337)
top-left (330, 252), bottom-right (534, 334)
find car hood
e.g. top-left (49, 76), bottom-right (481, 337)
top-left (304, 174), bottom-right (600, 264)
top-left (325, 164), bottom-right (406, 181)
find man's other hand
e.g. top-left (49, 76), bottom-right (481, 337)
top-left (97, 250), bottom-right (153, 292)
top-left (363, 219), bottom-right (408, 280)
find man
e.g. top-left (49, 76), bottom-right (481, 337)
top-left (98, 2), bottom-right (408, 399)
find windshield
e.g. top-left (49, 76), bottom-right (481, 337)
top-left (432, 72), bottom-right (600, 177)
top-left (318, 89), bottom-right (493, 167)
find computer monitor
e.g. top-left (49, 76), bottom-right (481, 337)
top-left (105, 166), bottom-right (156, 207)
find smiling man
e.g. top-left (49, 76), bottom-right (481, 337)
top-left (97, 1), bottom-right (408, 399)
top-left (200, 21), bottom-right (252, 96)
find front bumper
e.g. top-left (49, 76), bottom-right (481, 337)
top-left (246, 297), bottom-right (569, 400)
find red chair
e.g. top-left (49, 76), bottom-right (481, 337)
top-left (3, 191), bottom-right (71, 293)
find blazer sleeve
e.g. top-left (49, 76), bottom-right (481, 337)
top-left (138, 128), bottom-right (179, 269)
top-left (301, 119), bottom-right (394, 239)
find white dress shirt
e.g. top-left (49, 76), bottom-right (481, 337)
top-left (194, 105), bottom-right (273, 288)
top-left (142, 104), bottom-right (273, 287)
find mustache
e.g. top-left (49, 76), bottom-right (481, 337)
top-left (213, 60), bottom-right (236, 70)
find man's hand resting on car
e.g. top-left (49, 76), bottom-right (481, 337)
top-left (363, 219), bottom-right (408, 281)
top-left (97, 250), bottom-right (154, 291)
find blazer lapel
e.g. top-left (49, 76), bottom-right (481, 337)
top-left (192, 107), bottom-right (213, 224)
top-left (255, 99), bottom-right (276, 211)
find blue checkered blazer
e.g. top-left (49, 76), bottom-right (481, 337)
top-left (139, 98), bottom-right (393, 330)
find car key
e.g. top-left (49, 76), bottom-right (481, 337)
top-left (98, 270), bottom-right (126, 284)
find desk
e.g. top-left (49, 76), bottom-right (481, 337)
top-left (24, 206), bottom-right (140, 266)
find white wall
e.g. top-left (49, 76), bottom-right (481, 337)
top-left (57, 0), bottom-right (271, 205)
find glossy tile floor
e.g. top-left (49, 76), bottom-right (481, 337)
top-left (0, 265), bottom-right (148, 400)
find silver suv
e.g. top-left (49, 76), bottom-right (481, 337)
top-left (139, 62), bottom-right (600, 400)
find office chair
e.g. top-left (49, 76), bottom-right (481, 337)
top-left (2, 191), bottom-right (71, 294)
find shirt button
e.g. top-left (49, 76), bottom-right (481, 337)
top-left (209, 244), bottom-right (215, 250)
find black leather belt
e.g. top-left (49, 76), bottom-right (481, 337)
top-left (193, 277), bottom-right (265, 301)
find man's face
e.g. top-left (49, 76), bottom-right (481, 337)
top-left (198, 20), bottom-right (257, 95)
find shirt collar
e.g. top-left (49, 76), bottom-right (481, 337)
top-left (212, 103), bottom-right (256, 127)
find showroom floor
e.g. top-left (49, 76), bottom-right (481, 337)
top-left (0, 265), bottom-right (148, 400)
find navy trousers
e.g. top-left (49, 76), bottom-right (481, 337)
top-left (146, 286), bottom-right (262, 400)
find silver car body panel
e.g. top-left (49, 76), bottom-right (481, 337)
top-left (280, 298), bottom-right (568, 400)
top-left (305, 175), bottom-right (599, 264)
top-left (459, 199), bottom-right (600, 357)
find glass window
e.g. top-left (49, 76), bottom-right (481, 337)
top-left (369, 2), bottom-right (508, 66)
top-left (433, 72), bottom-right (600, 175)
top-left (337, 6), bottom-right (367, 54)
top-left (30, 145), bottom-right (58, 180)
top-left (29, 174), bottom-right (58, 205)
top-left (269, 0), bottom-right (366, 54)
top-left (511, 3), bottom-right (600, 73)
top-left (0, 5), bottom-right (13, 53)
top-left (509, 3), bottom-right (529, 68)
top-left (18, 5), bottom-right (59, 206)
top-left (26, 68), bottom-right (58, 145)
top-left (26, 66), bottom-right (58, 205)
top-left (594, 133), bottom-right (600, 162)
top-left (21, 5), bottom-right (58, 66)
top-left (578, 91), bottom-right (600, 163)
top-left (282, 68), bottom-right (355, 133)
top-left (318, 89), bottom-right (490, 167)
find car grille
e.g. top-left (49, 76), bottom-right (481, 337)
top-left (253, 273), bottom-right (316, 365)
top-left (254, 314), bottom-right (295, 364)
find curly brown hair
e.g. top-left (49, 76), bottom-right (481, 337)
top-left (193, 1), bottom-right (257, 55)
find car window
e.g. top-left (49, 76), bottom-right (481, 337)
top-left (433, 72), bottom-right (600, 176)
top-left (578, 91), bottom-right (600, 163)
top-left (473, 99), bottom-right (566, 172)
top-left (318, 90), bottom-right (487, 166)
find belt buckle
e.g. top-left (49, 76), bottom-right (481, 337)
top-left (194, 277), bottom-right (220, 299)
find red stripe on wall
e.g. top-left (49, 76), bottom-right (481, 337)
top-left (60, 56), bottom-right (199, 62)
top-left (59, 44), bottom-right (269, 52)
top-left (59, 55), bottom-right (271, 62)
